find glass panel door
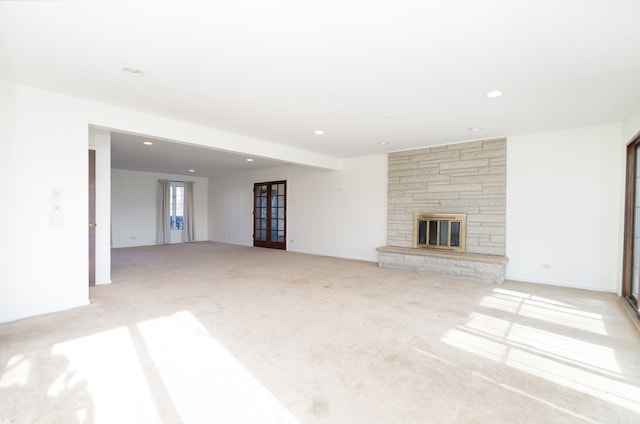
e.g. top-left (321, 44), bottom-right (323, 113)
top-left (623, 139), bottom-right (640, 313)
top-left (253, 181), bottom-right (286, 250)
top-left (254, 184), bottom-right (268, 242)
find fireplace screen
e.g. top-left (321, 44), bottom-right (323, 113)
top-left (414, 213), bottom-right (466, 252)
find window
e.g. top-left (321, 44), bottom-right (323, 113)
top-left (414, 213), bottom-right (466, 252)
top-left (170, 182), bottom-right (184, 230)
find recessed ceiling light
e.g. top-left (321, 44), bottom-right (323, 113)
top-left (122, 67), bottom-right (145, 77)
top-left (246, 158), bottom-right (254, 162)
top-left (486, 90), bottom-right (503, 98)
top-left (314, 130), bottom-right (324, 135)
top-left (143, 141), bottom-right (153, 145)
top-left (377, 141), bottom-right (389, 145)
top-left (468, 127), bottom-right (482, 132)
top-left (188, 169), bottom-right (195, 173)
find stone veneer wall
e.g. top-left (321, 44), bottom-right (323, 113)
top-left (387, 138), bottom-right (506, 256)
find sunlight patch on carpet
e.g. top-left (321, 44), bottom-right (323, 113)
top-left (440, 289), bottom-right (640, 414)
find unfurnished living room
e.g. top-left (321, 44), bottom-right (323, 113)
top-left (2, 1), bottom-right (640, 423)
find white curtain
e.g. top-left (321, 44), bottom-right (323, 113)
top-left (182, 181), bottom-right (195, 242)
top-left (156, 179), bottom-right (171, 243)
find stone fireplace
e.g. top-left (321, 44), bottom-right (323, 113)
top-left (377, 138), bottom-right (508, 283)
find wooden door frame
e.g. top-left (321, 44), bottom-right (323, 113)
top-left (622, 132), bottom-right (640, 312)
top-left (623, 142), bottom-right (634, 298)
top-left (88, 149), bottom-right (96, 286)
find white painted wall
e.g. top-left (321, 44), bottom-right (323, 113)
top-left (111, 169), bottom-right (208, 248)
top-left (0, 81), bottom-right (90, 322)
top-left (209, 155), bottom-right (388, 262)
top-left (506, 123), bottom-right (623, 292)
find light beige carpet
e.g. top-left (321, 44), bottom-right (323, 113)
top-left (1, 242), bottom-right (640, 423)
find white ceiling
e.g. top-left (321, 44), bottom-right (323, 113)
top-left (2, 1), bottom-right (640, 175)
top-left (110, 131), bottom-right (288, 177)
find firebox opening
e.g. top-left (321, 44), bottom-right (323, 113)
top-left (414, 213), bottom-right (467, 253)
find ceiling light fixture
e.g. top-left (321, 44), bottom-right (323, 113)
top-left (143, 141), bottom-right (153, 145)
top-left (122, 67), bottom-right (145, 77)
top-left (188, 169), bottom-right (195, 173)
top-left (486, 90), bottom-right (503, 98)
top-left (246, 158), bottom-right (254, 162)
top-left (468, 127), bottom-right (482, 132)
top-left (314, 130), bottom-right (324, 135)
top-left (378, 141), bottom-right (389, 145)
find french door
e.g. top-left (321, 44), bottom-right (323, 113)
top-left (623, 135), bottom-right (640, 314)
top-left (253, 181), bottom-right (286, 250)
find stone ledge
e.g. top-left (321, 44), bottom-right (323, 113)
top-left (376, 246), bottom-right (508, 264)
top-left (376, 246), bottom-right (508, 284)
